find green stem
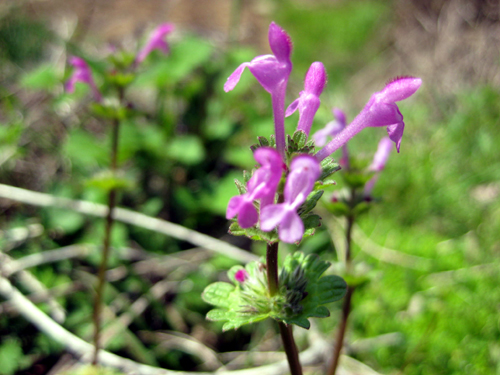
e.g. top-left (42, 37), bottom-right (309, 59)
top-left (266, 242), bottom-right (303, 375)
top-left (92, 90), bottom-right (123, 365)
top-left (327, 188), bottom-right (356, 375)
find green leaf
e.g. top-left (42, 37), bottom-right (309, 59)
top-left (299, 190), bottom-right (324, 215)
top-left (280, 253), bottom-right (347, 328)
top-left (202, 282), bottom-right (236, 309)
top-left (166, 135), bottom-right (205, 165)
top-left (20, 64), bottom-right (59, 90)
top-left (86, 170), bottom-right (132, 193)
top-left (292, 130), bottom-right (308, 149)
top-left (319, 156), bottom-right (341, 181)
top-left (0, 338), bottom-right (25, 375)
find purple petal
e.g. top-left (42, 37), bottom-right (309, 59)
top-left (387, 122), bottom-right (405, 152)
top-left (247, 55), bottom-right (289, 94)
top-left (235, 269), bottom-right (249, 283)
top-left (268, 22), bottom-right (292, 63)
top-left (285, 155), bottom-right (321, 205)
top-left (224, 63), bottom-right (248, 92)
top-left (304, 62), bottom-right (326, 96)
top-left (380, 76), bottom-right (422, 103)
top-left (238, 202), bottom-right (259, 228)
top-left (136, 23), bottom-right (175, 64)
top-left (253, 147), bottom-right (283, 170)
top-left (226, 195), bottom-right (244, 220)
top-left (369, 137), bottom-right (393, 171)
top-left (295, 92), bottom-right (321, 135)
top-left (278, 211), bottom-right (304, 244)
top-left (367, 102), bottom-right (403, 127)
top-left (260, 203), bottom-right (288, 232)
top-left (333, 108), bottom-right (347, 126)
top-left (285, 98), bottom-right (300, 117)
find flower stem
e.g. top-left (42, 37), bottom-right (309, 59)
top-left (279, 322), bottom-right (303, 375)
top-left (266, 242), bottom-right (303, 375)
top-left (327, 188), bottom-right (356, 375)
top-left (92, 92), bottom-right (123, 365)
top-left (266, 242), bottom-right (279, 296)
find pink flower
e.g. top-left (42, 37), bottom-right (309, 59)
top-left (65, 57), bottom-right (101, 102)
top-left (313, 108), bottom-right (350, 168)
top-left (235, 269), bottom-right (249, 283)
top-left (135, 23), bottom-right (175, 65)
top-left (313, 108), bottom-right (346, 147)
top-left (368, 137), bottom-right (392, 172)
top-left (260, 155), bottom-right (321, 243)
top-left (226, 147), bottom-right (284, 228)
top-left (315, 77), bottom-right (422, 161)
top-left (364, 137), bottom-right (393, 197)
top-left (286, 62), bottom-right (327, 136)
top-left (224, 22), bottom-right (293, 158)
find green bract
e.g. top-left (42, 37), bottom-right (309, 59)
top-left (202, 252), bottom-right (347, 331)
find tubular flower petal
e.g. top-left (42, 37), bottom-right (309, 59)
top-left (313, 108), bottom-right (350, 168)
top-left (260, 155), bottom-right (321, 243)
top-left (312, 108), bottom-right (346, 147)
top-left (315, 77), bottom-right (422, 161)
top-left (226, 147), bottom-right (284, 229)
top-left (224, 22), bottom-right (293, 158)
top-left (135, 23), bottom-right (175, 65)
top-left (364, 136), bottom-right (393, 198)
top-left (65, 56), bottom-right (101, 102)
top-left (286, 62), bottom-right (327, 136)
top-left (368, 137), bottom-right (393, 172)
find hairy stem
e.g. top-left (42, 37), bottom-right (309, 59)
top-left (327, 188), bottom-right (356, 375)
top-left (92, 96), bottom-right (122, 364)
top-left (266, 242), bottom-right (303, 375)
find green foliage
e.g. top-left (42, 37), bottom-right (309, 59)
top-left (0, 338), bottom-right (29, 375)
top-left (203, 252), bottom-right (346, 330)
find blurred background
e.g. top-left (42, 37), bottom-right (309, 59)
top-left (0, 0), bottom-right (499, 374)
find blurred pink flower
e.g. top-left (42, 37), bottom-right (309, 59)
top-left (65, 56), bottom-right (101, 102)
top-left (135, 23), bottom-right (175, 65)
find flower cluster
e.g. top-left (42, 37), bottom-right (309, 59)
top-left (225, 22), bottom-right (421, 244)
top-left (65, 23), bottom-right (174, 100)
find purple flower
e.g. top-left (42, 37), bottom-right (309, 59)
top-left (312, 108), bottom-right (346, 147)
top-left (286, 62), bottom-right (327, 136)
top-left (315, 77), bottom-right (422, 161)
top-left (368, 137), bottom-right (392, 172)
top-left (235, 269), bottom-right (249, 283)
top-left (364, 137), bottom-right (393, 197)
top-left (226, 147), bottom-right (284, 228)
top-left (260, 155), bottom-right (321, 243)
top-left (224, 22), bottom-right (293, 158)
top-left (135, 23), bottom-right (175, 65)
top-left (65, 57), bottom-right (101, 102)
top-left (313, 108), bottom-right (350, 168)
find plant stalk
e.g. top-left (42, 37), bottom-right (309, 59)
top-left (327, 188), bottom-right (356, 375)
top-left (92, 100), bottom-right (122, 364)
top-left (266, 242), bottom-right (303, 375)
